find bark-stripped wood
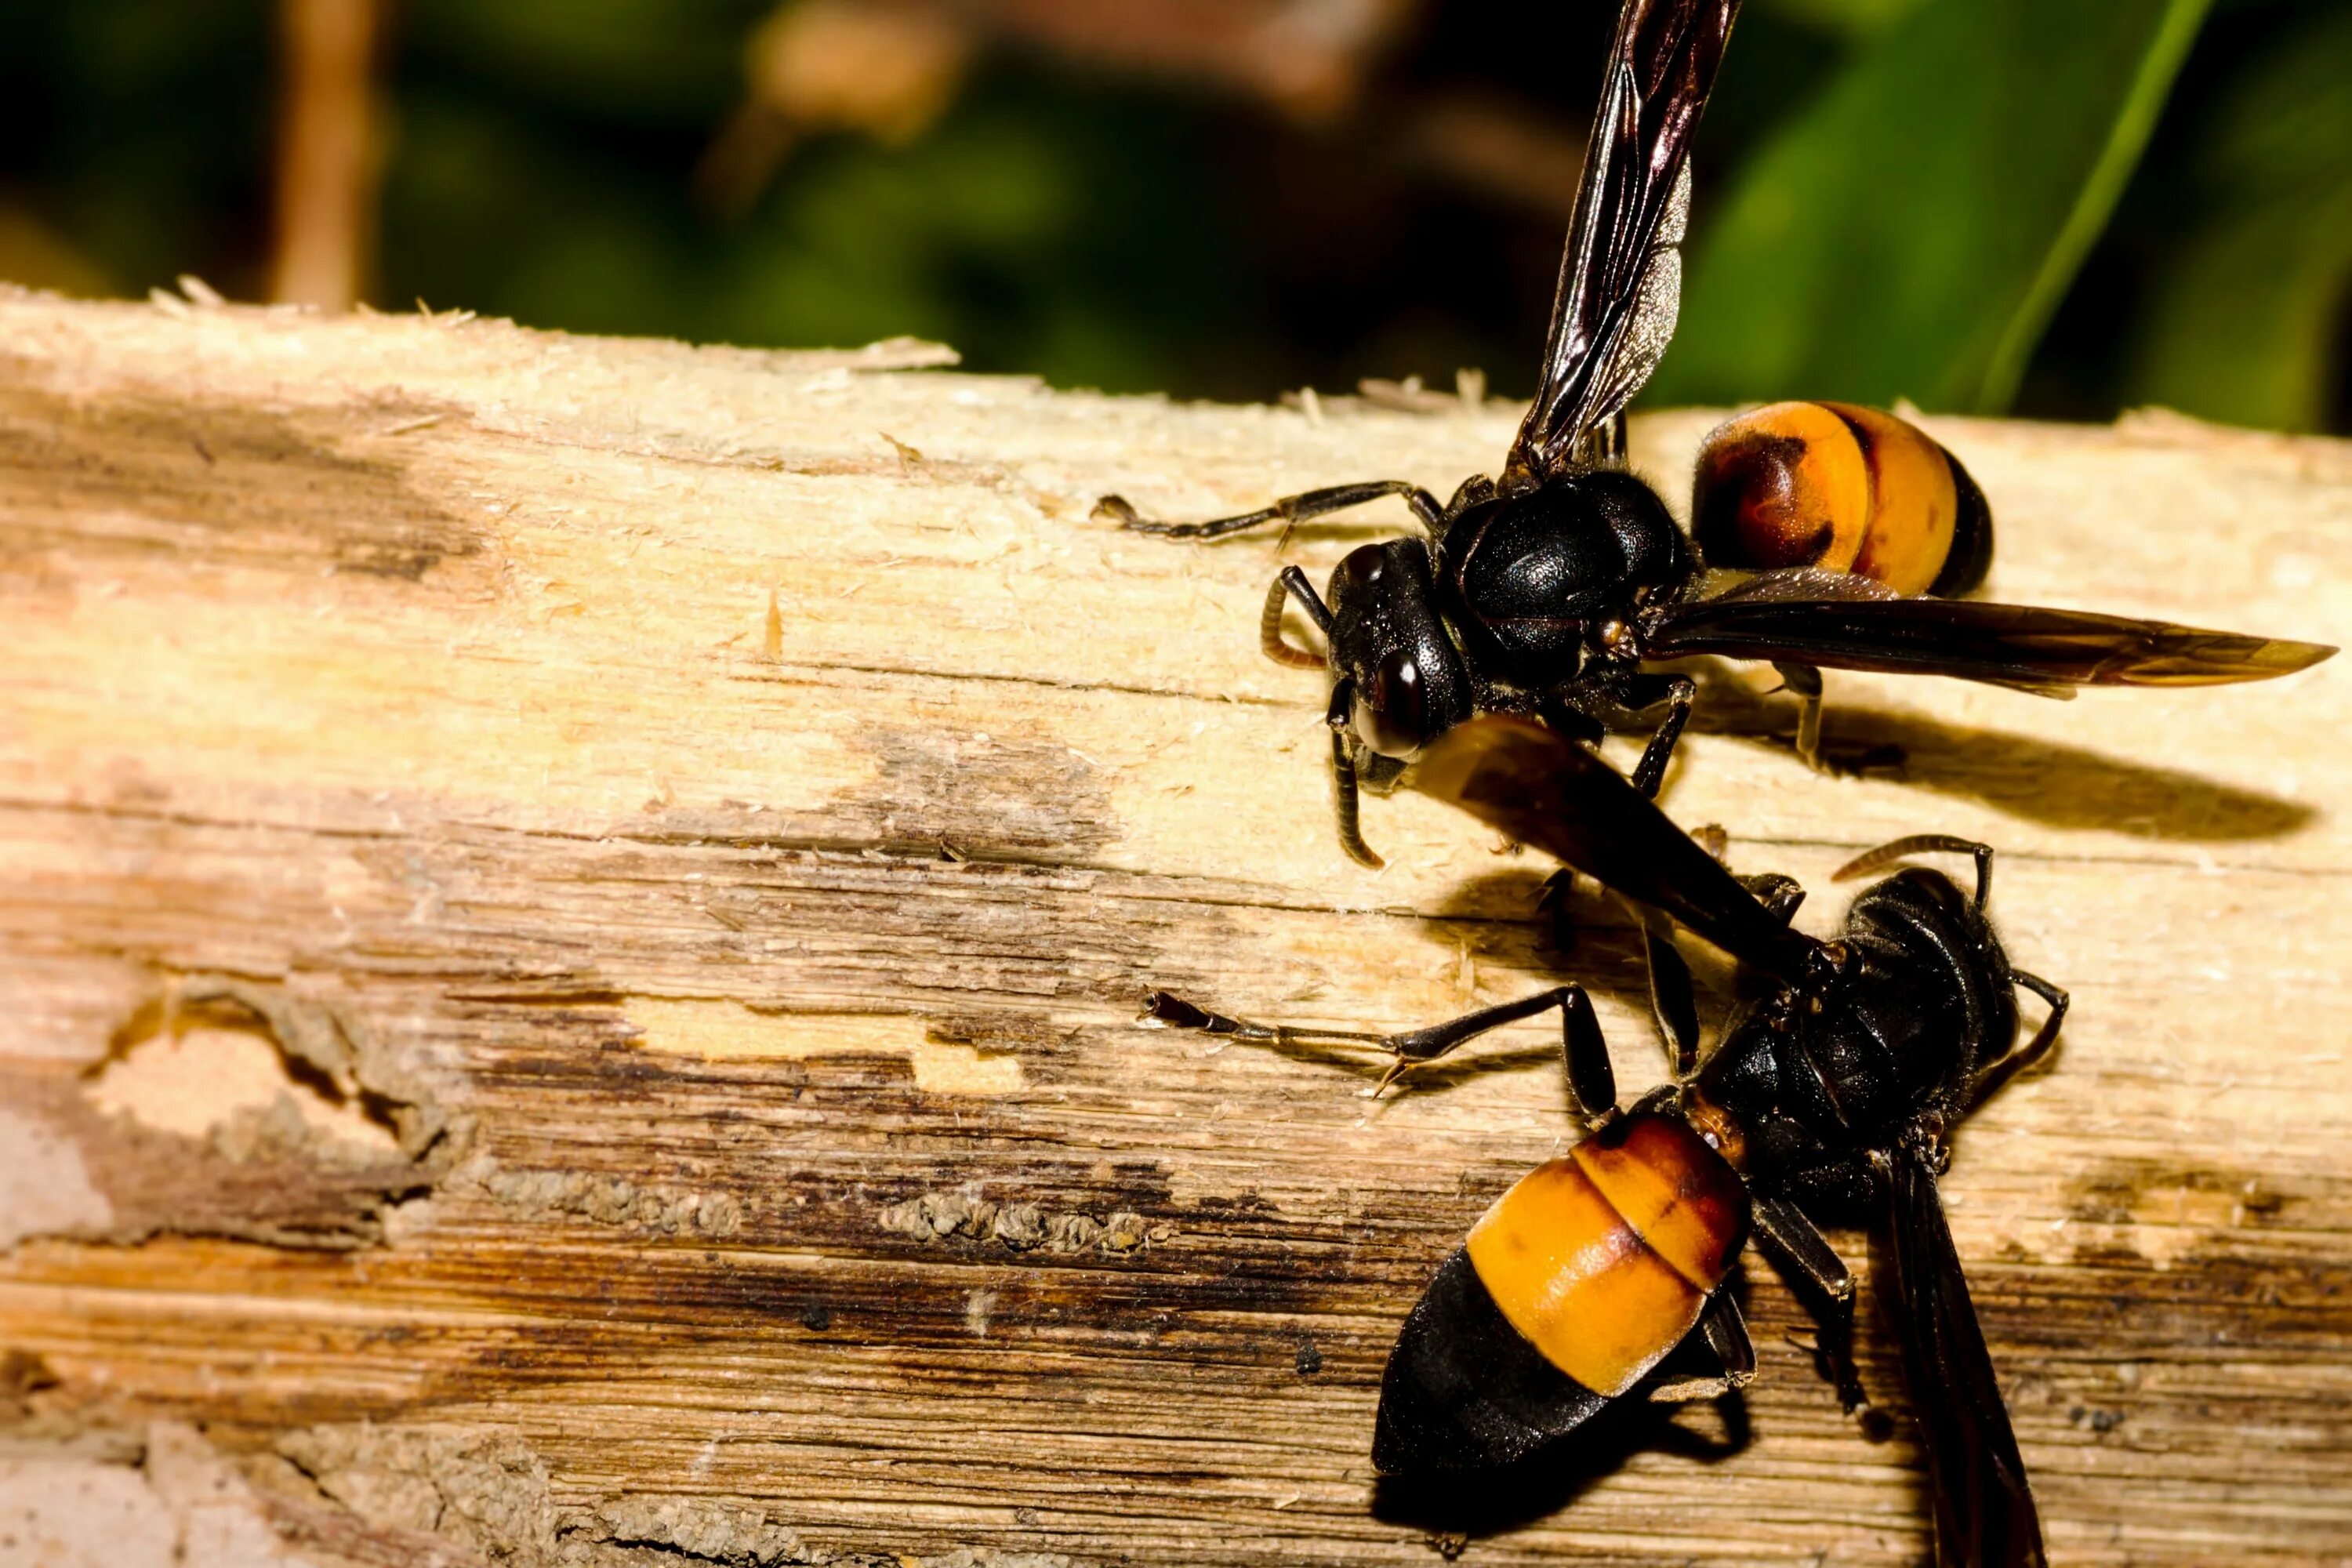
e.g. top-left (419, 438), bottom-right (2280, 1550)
top-left (1, 284), bottom-right (2348, 1566)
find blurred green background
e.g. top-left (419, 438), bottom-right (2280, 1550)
top-left (2, 0), bottom-right (2347, 431)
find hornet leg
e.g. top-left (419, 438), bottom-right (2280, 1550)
top-left (1739, 872), bottom-right (1807, 924)
top-left (1096, 480), bottom-right (1445, 540)
top-left (1753, 1194), bottom-right (1855, 1305)
top-left (1751, 1195), bottom-right (1870, 1416)
top-left (1564, 673), bottom-right (1693, 800)
top-left (1537, 869), bottom-right (1581, 956)
top-left (1650, 1290), bottom-right (1757, 1403)
top-left (1137, 985), bottom-right (1613, 1109)
top-left (1536, 695), bottom-right (1607, 747)
top-left (1773, 662), bottom-right (1825, 769)
top-left (1695, 822), bottom-right (1809, 925)
top-left (1698, 826), bottom-right (1810, 924)
top-left (1619, 897), bottom-right (1700, 1080)
top-left (1623, 673), bottom-right (1697, 799)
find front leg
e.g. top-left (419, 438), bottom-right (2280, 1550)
top-left (1619, 672), bottom-right (1696, 798)
top-left (1095, 479), bottom-right (1446, 540)
top-left (1555, 670), bottom-right (1694, 799)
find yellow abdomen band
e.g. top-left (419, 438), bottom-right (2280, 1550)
top-left (1465, 1116), bottom-right (1747, 1397)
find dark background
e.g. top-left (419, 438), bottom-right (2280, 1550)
top-left (2, 0), bottom-right (2347, 431)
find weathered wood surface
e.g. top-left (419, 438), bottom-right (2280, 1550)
top-left (1, 284), bottom-right (2348, 1567)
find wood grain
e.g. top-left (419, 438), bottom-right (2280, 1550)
top-left (1, 284), bottom-right (2348, 1566)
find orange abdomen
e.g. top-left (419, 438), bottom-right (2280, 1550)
top-left (1692, 401), bottom-right (1992, 597)
top-left (1465, 1112), bottom-right (1748, 1397)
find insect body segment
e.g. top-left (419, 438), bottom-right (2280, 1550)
top-left (1466, 1116), bottom-right (1747, 1398)
top-left (1391, 717), bottom-right (2060, 1565)
top-left (1105, 0), bottom-right (2331, 866)
top-left (1692, 401), bottom-right (1993, 598)
top-left (1375, 1112), bottom-right (1749, 1475)
top-left (1140, 726), bottom-right (2063, 1559)
top-left (1439, 470), bottom-right (1693, 687)
top-left (1327, 539), bottom-right (1475, 757)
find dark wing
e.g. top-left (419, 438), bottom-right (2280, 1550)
top-left (1649, 596), bottom-right (2336, 690)
top-left (1879, 1149), bottom-right (2046, 1568)
top-left (1509, 0), bottom-right (1740, 477)
top-left (1406, 717), bottom-right (1814, 985)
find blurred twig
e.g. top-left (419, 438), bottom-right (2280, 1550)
top-left (698, 0), bottom-right (977, 217)
top-left (270, 0), bottom-right (383, 310)
top-left (700, 0), bottom-right (1424, 216)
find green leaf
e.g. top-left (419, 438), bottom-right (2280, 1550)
top-left (2125, 5), bottom-right (2352, 432)
top-left (1649, 0), bottom-right (2212, 414)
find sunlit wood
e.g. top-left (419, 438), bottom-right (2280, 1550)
top-left (1, 288), bottom-right (2347, 1565)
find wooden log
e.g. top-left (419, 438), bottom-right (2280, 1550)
top-left (2, 282), bottom-right (2348, 1566)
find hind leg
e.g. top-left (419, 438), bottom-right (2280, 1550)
top-left (1138, 985), bottom-right (1617, 1112)
top-left (1649, 1290), bottom-right (1757, 1402)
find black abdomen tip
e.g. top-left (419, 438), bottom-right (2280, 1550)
top-left (1372, 1247), bottom-right (1606, 1474)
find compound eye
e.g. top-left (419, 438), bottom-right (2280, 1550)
top-left (1335, 543), bottom-right (1387, 589)
top-left (1357, 648), bottom-right (1436, 757)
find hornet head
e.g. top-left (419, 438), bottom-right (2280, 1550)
top-left (1323, 537), bottom-right (1476, 761)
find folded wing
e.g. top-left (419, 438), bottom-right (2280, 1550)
top-left (1879, 1149), bottom-right (2046, 1568)
top-left (1650, 595), bottom-right (2335, 691)
top-left (1406, 717), bottom-right (1814, 985)
top-left (1512, 0), bottom-right (1741, 477)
